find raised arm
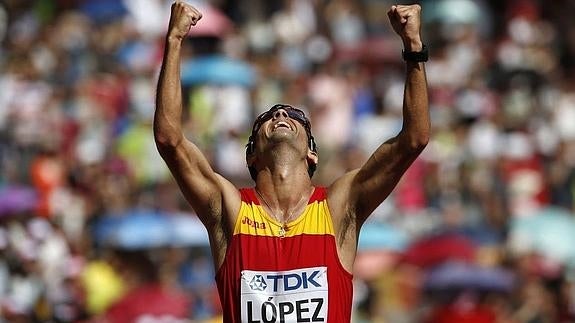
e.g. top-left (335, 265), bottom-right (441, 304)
top-left (154, 1), bottom-right (239, 230)
top-left (329, 5), bottom-right (430, 226)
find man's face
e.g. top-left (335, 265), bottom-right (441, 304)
top-left (251, 105), bottom-right (312, 152)
top-left (247, 104), bottom-right (318, 179)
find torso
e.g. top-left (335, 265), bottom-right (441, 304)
top-left (215, 187), bottom-right (354, 322)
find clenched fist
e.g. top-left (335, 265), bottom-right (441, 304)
top-left (168, 1), bottom-right (202, 41)
top-left (387, 4), bottom-right (422, 51)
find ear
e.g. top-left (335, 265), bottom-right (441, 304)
top-left (306, 149), bottom-right (318, 166)
top-left (246, 152), bottom-right (257, 168)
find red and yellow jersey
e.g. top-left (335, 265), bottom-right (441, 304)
top-left (215, 187), bottom-right (353, 322)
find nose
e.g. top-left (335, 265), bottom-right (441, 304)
top-left (272, 109), bottom-right (289, 120)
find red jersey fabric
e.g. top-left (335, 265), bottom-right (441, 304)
top-left (216, 187), bottom-right (353, 322)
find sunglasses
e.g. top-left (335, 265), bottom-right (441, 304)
top-left (251, 104), bottom-right (312, 135)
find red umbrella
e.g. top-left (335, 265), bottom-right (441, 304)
top-left (428, 303), bottom-right (496, 323)
top-left (103, 283), bottom-right (190, 323)
top-left (402, 233), bottom-right (476, 268)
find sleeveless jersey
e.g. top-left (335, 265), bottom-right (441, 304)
top-left (215, 187), bottom-right (353, 322)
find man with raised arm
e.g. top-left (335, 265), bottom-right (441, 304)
top-left (154, 1), bottom-right (429, 321)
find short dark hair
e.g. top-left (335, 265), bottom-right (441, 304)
top-left (246, 104), bottom-right (317, 181)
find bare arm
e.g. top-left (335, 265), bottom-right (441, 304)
top-left (329, 5), bottom-right (430, 229)
top-left (154, 2), bottom-right (239, 232)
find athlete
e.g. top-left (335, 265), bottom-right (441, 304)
top-left (155, 1), bottom-right (429, 322)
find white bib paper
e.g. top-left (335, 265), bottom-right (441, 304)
top-left (240, 266), bottom-right (328, 322)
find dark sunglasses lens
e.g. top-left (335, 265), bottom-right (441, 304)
top-left (287, 109), bottom-right (309, 127)
top-left (286, 109), bottom-right (302, 119)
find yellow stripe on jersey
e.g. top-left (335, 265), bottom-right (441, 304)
top-left (234, 199), bottom-right (335, 237)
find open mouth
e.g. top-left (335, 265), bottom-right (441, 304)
top-left (273, 121), bottom-right (292, 131)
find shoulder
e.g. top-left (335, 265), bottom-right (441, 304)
top-left (310, 186), bottom-right (328, 203)
top-left (238, 187), bottom-right (256, 201)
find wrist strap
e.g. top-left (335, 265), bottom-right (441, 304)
top-left (402, 45), bottom-right (428, 62)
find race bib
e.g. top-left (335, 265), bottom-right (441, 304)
top-left (240, 266), bottom-right (328, 322)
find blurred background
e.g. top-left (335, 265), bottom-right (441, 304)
top-left (1, 0), bottom-right (575, 322)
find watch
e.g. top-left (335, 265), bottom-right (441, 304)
top-left (402, 45), bottom-right (428, 62)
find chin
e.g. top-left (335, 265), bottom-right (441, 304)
top-left (268, 131), bottom-right (296, 142)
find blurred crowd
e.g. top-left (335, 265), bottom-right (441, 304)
top-left (2, 0), bottom-right (575, 322)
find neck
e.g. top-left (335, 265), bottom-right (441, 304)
top-left (256, 173), bottom-right (312, 204)
top-left (254, 146), bottom-right (313, 220)
top-left (255, 184), bottom-right (312, 224)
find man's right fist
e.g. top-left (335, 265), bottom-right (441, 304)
top-left (387, 4), bottom-right (422, 52)
top-left (168, 1), bottom-right (202, 41)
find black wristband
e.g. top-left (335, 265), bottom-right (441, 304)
top-left (402, 45), bottom-right (428, 62)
